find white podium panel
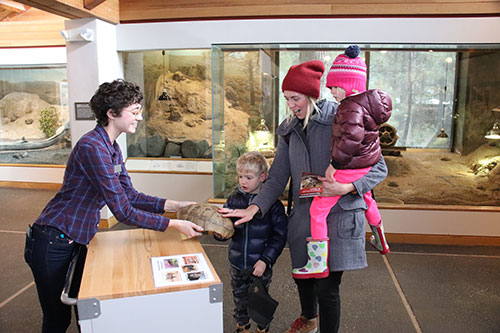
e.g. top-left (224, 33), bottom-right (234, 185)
top-left (77, 228), bottom-right (223, 332)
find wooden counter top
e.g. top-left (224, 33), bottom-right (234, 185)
top-left (78, 228), bottom-right (221, 301)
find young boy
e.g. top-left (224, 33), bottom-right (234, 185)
top-left (217, 151), bottom-right (287, 333)
top-left (293, 45), bottom-right (392, 279)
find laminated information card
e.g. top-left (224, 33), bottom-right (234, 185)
top-left (151, 253), bottom-right (215, 288)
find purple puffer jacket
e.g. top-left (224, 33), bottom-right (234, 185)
top-left (330, 89), bottom-right (392, 170)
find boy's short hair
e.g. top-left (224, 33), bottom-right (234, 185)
top-left (90, 79), bottom-right (143, 126)
top-left (236, 151), bottom-right (268, 175)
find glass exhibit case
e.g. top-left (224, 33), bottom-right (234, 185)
top-left (211, 43), bottom-right (500, 207)
top-left (0, 64), bottom-right (70, 164)
top-left (5, 44), bottom-right (499, 209)
top-left (122, 50), bottom-right (213, 159)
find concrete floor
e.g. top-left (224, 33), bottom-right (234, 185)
top-left (1, 187), bottom-right (499, 332)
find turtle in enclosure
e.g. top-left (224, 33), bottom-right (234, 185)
top-left (177, 203), bottom-right (234, 239)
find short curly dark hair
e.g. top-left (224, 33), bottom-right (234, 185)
top-left (90, 79), bottom-right (143, 126)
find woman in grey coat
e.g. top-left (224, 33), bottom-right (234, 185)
top-left (220, 60), bottom-right (388, 333)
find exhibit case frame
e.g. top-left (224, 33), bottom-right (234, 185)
top-left (211, 42), bottom-right (500, 208)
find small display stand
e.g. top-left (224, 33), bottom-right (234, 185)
top-left (76, 228), bottom-right (223, 332)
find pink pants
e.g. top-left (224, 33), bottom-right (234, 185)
top-left (309, 166), bottom-right (381, 239)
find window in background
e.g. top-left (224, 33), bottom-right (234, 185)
top-left (211, 43), bottom-right (500, 208)
top-left (369, 51), bottom-right (456, 148)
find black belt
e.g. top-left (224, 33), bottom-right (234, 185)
top-left (32, 223), bottom-right (73, 242)
top-left (32, 223), bottom-right (63, 234)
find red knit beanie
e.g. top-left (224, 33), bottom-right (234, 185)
top-left (282, 60), bottom-right (325, 99)
top-left (326, 45), bottom-right (367, 96)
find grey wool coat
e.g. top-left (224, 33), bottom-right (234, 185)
top-left (251, 99), bottom-right (388, 271)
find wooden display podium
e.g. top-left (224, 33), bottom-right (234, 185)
top-left (76, 228), bottom-right (223, 332)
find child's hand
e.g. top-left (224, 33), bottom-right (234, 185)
top-left (325, 164), bottom-right (336, 182)
top-left (252, 260), bottom-right (266, 277)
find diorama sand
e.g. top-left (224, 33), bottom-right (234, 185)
top-left (376, 144), bottom-right (500, 207)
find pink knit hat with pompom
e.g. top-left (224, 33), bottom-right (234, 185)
top-left (326, 45), bottom-right (367, 96)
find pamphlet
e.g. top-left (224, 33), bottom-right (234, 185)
top-left (151, 253), bottom-right (215, 288)
top-left (299, 172), bottom-right (323, 198)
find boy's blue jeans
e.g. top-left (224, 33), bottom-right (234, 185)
top-left (24, 223), bottom-right (87, 333)
top-left (230, 266), bottom-right (273, 329)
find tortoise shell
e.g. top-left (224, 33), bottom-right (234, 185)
top-left (177, 203), bottom-right (234, 239)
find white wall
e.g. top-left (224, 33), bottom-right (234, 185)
top-left (0, 166), bottom-right (64, 183)
top-left (116, 17), bottom-right (500, 50)
top-left (0, 47), bottom-right (66, 65)
top-left (382, 209), bottom-right (500, 237)
top-left (65, 18), bottom-right (124, 147)
top-left (129, 173), bottom-right (213, 203)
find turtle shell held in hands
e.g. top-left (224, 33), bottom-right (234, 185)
top-left (177, 203), bottom-right (234, 239)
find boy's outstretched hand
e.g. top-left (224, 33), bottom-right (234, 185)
top-left (252, 260), bottom-right (266, 277)
top-left (218, 205), bottom-right (260, 226)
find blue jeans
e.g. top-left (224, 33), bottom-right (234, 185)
top-left (230, 266), bottom-right (273, 329)
top-left (294, 271), bottom-right (344, 333)
top-left (24, 223), bottom-right (87, 333)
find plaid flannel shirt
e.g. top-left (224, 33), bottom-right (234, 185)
top-left (35, 125), bottom-right (169, 244)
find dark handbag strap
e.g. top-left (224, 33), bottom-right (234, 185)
top-left (287, 179), bottom-right (293, 215)
top-left (283, 132), bottom-right (293, 216)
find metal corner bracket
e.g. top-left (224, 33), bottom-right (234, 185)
top-left (77, 298), bottom-right (101, 320)
top-left (209, 283), bottom-right (223, 303)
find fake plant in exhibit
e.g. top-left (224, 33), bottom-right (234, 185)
top-left (39, 106), bottom-right (60, 138)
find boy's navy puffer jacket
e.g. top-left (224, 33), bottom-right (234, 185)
top-left (223, 186), bottom-right (288, 270)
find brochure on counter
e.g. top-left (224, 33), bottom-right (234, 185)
top-left (151, 253), bottom-right (215, 288)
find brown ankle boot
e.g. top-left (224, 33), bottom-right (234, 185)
top-left (235, 322), bottom-right (251, 333)
top-left (285, 315), bottom-right (318, 333)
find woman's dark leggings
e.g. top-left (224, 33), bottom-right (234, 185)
top-left (294, 271), bottom-right (344, 333)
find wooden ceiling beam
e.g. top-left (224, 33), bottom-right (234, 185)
top-left (119, 0), bottom-right (500, 22)
top-left (83, 0), bottom-right (105, 11)
top-left (14, 0), bottom-right (118, 24)
top-left (0, 0), bottom-right (27, 13)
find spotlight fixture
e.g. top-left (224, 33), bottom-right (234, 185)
top-left (256, 119), bottom-right (269, 132)
top-left (485, 122), bottom-right (500, 140)
top-left (437, 128), bottom-right (449, 138)
top-left (158, 50), bottom-right (171, 101)
top-left (485, 107), bottom-right (500, 140)
top-left (60, 28), bottom-right (94, 42)
top-left (247, 119), bottom-right (274, 152)
top-left (436, 57), bottom-right (453, 138)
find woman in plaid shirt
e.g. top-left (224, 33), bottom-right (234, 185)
top-left (24, 79), bottom-right (203, 333)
